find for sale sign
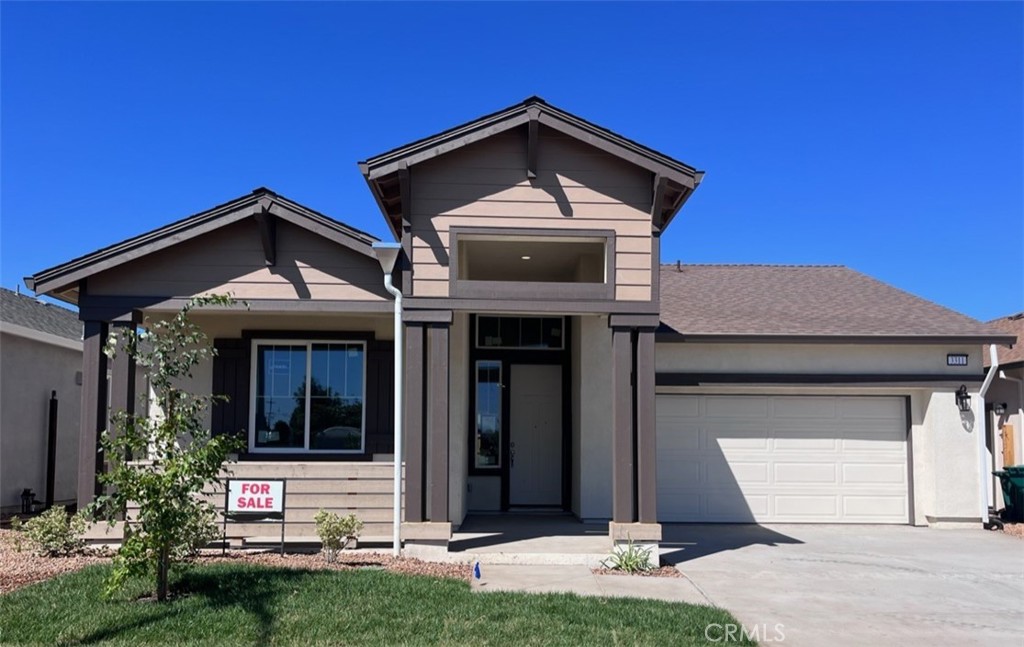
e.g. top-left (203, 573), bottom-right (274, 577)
top-left (226, 479), bottom-right (285, 520)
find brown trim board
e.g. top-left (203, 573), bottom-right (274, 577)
top-left (656, 373), bottom-right (987, 387)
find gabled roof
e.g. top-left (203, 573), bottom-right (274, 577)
top-left (26, 188), bottom-right (379, 302)
top-left (0, 287), bottom-right (81, 341)
top-left (985, 313), bottom-right (1024, 367)
top-left (658, 264), bottom-right (1016, 344)
top-left (359, 96), bottom-right (704, 238)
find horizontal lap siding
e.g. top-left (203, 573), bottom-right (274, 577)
top-left (88, 220), bottom-right (389, 302)
top-left (409, 129), bottom-right (653, 300)
top-left (87, 462), bottom-right (405, 543)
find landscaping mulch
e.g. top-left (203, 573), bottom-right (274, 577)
top-left (0, 528), bottom-right (470, 595)
top-left (591, 565), bottom-right (682, 578)
top-left (1001, 522), bottom-right (1024, 539)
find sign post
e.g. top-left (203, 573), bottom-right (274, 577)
top-left (224, 478), bottom-right (287, 555)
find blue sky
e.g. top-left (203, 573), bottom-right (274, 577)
top-left (1, 2), bottom-right (1021, 321)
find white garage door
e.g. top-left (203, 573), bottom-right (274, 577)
top-left (656, 395), bottom-right (909, 523)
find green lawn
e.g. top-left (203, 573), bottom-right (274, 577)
top-left (0, 563), bottom-right (752, 646)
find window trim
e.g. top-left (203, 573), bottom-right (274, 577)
top-left (449, 226), bottom-right (616, 301)
top-left (247, 338), bottom-right (367, 454)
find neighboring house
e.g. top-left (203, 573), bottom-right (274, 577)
top-left (25, 98), bottom-right (1017, 552)
top-left (985, 313), bottom-right (1024, 508)
top-left (0, 287), bottom-right (82, 514)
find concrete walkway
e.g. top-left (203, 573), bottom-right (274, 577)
top-left (470, 564), bottom-right (712, 605)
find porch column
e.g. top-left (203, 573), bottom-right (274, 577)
top-left (635, 328), bottom-right (658, 523)
top-left (403, 323), bottom-right (425, 523)
top-left (426, 323), bottom-right (449, 523)
top-left (77, 321), bottom-right (109, 510)
top-left (610, 327), bottom-right (634, 523)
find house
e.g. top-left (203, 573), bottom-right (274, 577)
top-left (25, 98), bottom-right (1017, 553)
top-left (984, 313), bottom-right (1024, 509)
top-left (0, 287), bottom-right (83, 514)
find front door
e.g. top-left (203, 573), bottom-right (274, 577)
top-left (509, 364), bottom-right (562, 506)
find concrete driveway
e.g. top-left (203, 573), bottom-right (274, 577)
top-left (662, 524), bottom-right (1023, 646)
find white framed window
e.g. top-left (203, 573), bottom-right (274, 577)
top-left (248, 339), bottom-right (366, 453)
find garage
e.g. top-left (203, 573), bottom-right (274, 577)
top-left (656, 394), bottom-right (910, 523)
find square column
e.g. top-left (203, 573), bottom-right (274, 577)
top-left (77, 321), bottom-right (108, 510)
top-left (403, 323), bottom-right (425, 522)
top-left (610, 327), bottom-right (635, 523)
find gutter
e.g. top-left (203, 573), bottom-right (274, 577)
top-left (977, 344), bottom-right (1001, 519)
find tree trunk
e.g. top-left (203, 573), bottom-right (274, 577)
top-left (156, 544), bottom-right (170, 601)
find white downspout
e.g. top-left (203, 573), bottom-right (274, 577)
top-left (977, 344), bottom-right (1000, 521)
top-left (383, 271), bottom-right (403, 557)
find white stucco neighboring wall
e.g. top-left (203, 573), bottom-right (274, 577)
top-left (0, 332), bottom-right (82, 512)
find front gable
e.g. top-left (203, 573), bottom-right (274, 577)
top-left (360, 97), bottom-right (704, 310)
top-left (28, 188), bottom-right (388, 308)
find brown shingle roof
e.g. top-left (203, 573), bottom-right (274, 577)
top-left (985, 313), bottom-right (1024, 367)
top-left (0, 287), bottom-right (81, 341)
top-left (658, 264), bottom-right (1013, 343)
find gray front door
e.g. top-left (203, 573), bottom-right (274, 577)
top-left (509, 364), bottom-right (562, 506)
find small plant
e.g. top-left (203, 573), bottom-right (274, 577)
top-left (602, 536), bottom-right (655, 574)
top-left (170, 506), bottom-right (220, 561)
top-left (20, 507), bottom-right (87, 556)
top-left (314, 510), bottom-right (363, 563)
top-left (8, 515), bottom-right (24, 552)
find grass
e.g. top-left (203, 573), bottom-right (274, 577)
top-left (0, 563), bottom-right (752, 646)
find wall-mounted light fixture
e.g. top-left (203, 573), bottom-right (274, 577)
top-left (993, 402), bottom-right (1007, 416)
top-left (955, 385), bottom-right (971, 412)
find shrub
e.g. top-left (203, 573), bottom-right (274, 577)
top-left (602, 536), bottom-right (655, 574)
top-left (170, 506), bottom-right (220, 561)
top-left (20, 507), bottom-right (87, 557)
top-left (314, 510), bottom-right (363, 563)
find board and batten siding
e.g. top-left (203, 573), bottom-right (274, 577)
top-left (409, 127), bottom-right (655, 301)
top-left (87, 219), bottom-right (389, 301)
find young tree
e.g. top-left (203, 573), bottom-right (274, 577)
top-left (93, 294), bottom-right (244, 601)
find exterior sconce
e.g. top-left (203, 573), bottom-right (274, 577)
top-left (955, 385), bottom-right (971, 413)
top-left (993, 402), bottom-right (1007, 416)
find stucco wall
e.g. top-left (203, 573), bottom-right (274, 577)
top-left (655, 343), bottom-right (983, 376)
top-left (987, 368), bottom-right (1023, 469)
top-left (449, 313), bottom-right (469, 527)
top-left (577, 315), bottom-right (613, 520)
top-left (0, 333), bottom-right (82, 512)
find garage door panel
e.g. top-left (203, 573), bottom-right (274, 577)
top-left (773, 433), bottom-right (840, 451)
top-left (842, 463), bottom-right (906, 485)
top-left (842, 495), bottom-right (906, 519)
top-left (705, 396), bottom-right (767, 418)
top-left (772, 397), bottom-right (837, 418)
top-left (656, 424), bottom-right (700, 450)
top-left (774, 495), bottom-right (838, 518)
top-left (838, 397), bottom-right (905, 420)
top-left (656, 395), bottom-right (909, 524)
top-left (774, 462), bottom-right (838, 485)
top-left (705, 425), bottom-right (771, 450)
top-left (714, 462), bottom-right (769, 486)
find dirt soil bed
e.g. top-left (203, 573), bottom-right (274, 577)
top-left (591, 565), bottom-right (682, 578)
top-left (0, 529), bottom-right (469, 594)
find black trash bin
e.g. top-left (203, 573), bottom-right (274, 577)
top-left (993, 466), bottom-right (1024, 523)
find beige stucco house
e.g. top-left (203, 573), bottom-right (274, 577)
top-left (0, 288), bottom-right (83, 513)
top-left (25, 98), bottom-right (1017, 553)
